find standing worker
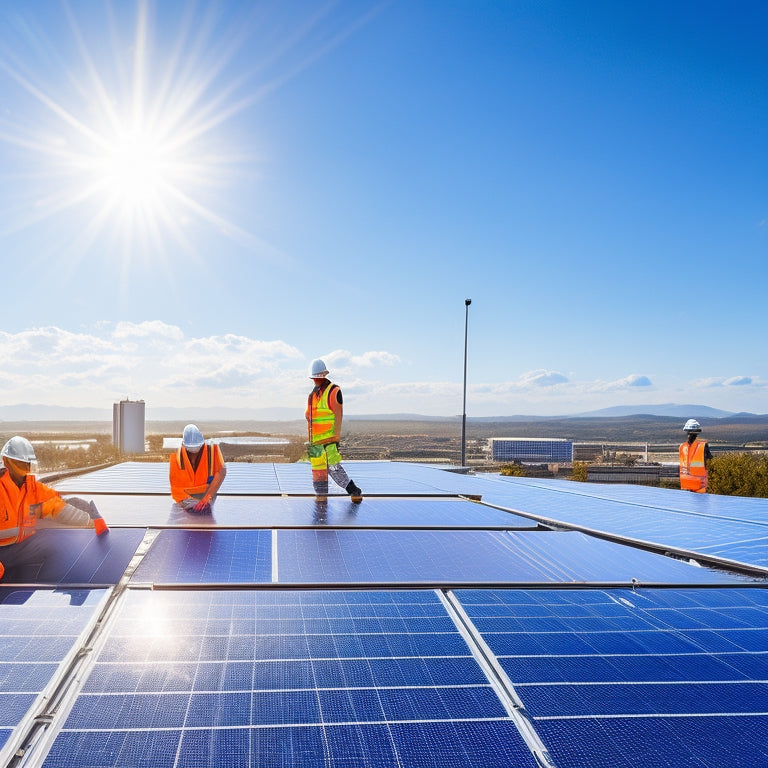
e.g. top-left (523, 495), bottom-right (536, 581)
top-left (169, 424), bottom-right (227, 513)
top-left (305, 359), bottom-right (363, 502)
top-left (0, 436), bottom-right (107, 581)
top-left (679, 419), bottom-right (712, 493)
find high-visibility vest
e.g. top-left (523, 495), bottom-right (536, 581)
top-left (679, 439), bottom-right (708, 492)
top-left (0, 470), bottom-right (65, 546)
top-left (307, 383), bottom-right (339, 444)
top-left (169, 443), bottom-right (223, 502)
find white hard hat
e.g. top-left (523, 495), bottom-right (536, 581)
top-left (1, 436), bottom-right (37, 463)
top-left (309, 358), bottom-right (329, 378)
top-left (683, 419), bottom-right (702, 433)
top-left (182, 424), bottom-right (205, 449)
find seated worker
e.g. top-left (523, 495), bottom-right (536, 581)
top-left (0, 436), bottom-right (107, 581)
top-left (169, 424), bottom-right (227, 513)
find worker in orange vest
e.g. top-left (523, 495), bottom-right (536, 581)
top-left (169, 424), bottom-right (227, 513)
top-left (305, 359), bottom-right (362, 502)
top-left (679, 419), bottom-right (712, 493)
top-left (0, 436), bottom-right (107, 581)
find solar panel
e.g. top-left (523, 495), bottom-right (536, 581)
top-left (41, 590), bottom-right (540, 768)
top-left (53, 461), bottom-right (474, 496)
top-left (13, 460), bottom-right (768, 768)
top-left (129, 528), bottom-right (746, 586)
top-left (84, 495), bottom-right (534, 528)
top-left (480, 476), bottom-right (768, 571)
top-left (0, 588), bottom-right (107, 763)
top-left (272, 461), bottom-right (470, 496)
top-left (276, 530), bottom-right (749, 585)
top-left (131, 530), bottom-right (272, 584)
top-left (0, 529), bottom-right (146, 585)
top-left (454, 587), bottom-right (768, 768)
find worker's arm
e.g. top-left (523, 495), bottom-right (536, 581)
top-left (31, 493), bottom-right (107, 534)
top-left (51, 496), bottom-right (108, 534)
top-left (201, 465), bottom-right (227, 504)
top-left (191, 448), bottom-right (227, 512)
top-left (329, 386), bottom-right (343, 442)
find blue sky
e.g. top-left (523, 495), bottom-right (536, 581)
top-left (0, 0), bottom-right (765, 418)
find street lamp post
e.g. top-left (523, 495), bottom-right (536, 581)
top-left (461, 298), bottom-right (471, 467)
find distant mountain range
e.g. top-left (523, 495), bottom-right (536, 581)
top-left (0, 402), bottom-right (763, 422)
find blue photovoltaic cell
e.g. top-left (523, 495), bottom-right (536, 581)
top-left (0, 529), bottom-right (146, 585)
top-left (455, 587), bottom-right (768, 768)
top-left (480, 475), bottom-right (768, 570)
top-left (42, 590), bottom-right (538, 768)
top-left (131, 529), bottom-right (272, 583)
top-left (273, 461), bottom-right (465, 496)
top-left (53, 462), bottom-right (768, 570)
top-left (86, 494), bottom-right (533, 528)
top-left (0, 589), bottom-right (106, 760)
top-left (53, 461), bottom-right (473, 496)
top-left (275, 529), bottom-right (745, 585)
top-left (53, 462), bottom-right (284, 495)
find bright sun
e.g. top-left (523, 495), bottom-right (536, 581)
top-left (0, 1), bottom-right (251, 259)
top-left (100, 132), bottom-right (167, 211)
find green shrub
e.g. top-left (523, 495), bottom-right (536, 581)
top-left (570, 461), bottom-right (589, 482)
top-left (708, 453), bottom-right (768, 498)
top-left (500, 462), bottom-right (526, 477)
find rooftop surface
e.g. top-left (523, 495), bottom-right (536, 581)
top-left (1, 461), bottom-right (767, 768)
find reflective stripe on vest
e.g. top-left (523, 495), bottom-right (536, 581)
top-left (0, 472), bottom-right (39, 545)
top-left (177, 444), bottom-right (214, 480)
top-left (170, 444), bottom-right (218, 501)
top-left (308, 384), bottom-right (337, 443)
top-left (679, 439), bottom-right (707, 492)
top-left (0, 527), bottom-right (22, 546)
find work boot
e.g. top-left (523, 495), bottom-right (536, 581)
top-left (346, 481), bottom-right (363, 503)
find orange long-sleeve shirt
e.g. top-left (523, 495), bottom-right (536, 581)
top-left (0, 469), bottom-right (66, 546)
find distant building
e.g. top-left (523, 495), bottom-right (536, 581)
top-left (113, 399), bottom-right (145, 453)
top-left (491, 437), bottom-right (573, 463)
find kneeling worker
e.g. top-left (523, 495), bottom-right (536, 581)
top-left (679, 418), bottom-right (712, 493)
top-left (169, 424), bottom-right (227, 513)
top-left (0, 436), bottom-right (108, 581)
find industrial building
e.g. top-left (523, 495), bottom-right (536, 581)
top-left (490, 437), bottom-right (573, 463)
top-left (0, 461), bottom-right (766, 768)
top-left (111, 399), bottom-right (145, 453)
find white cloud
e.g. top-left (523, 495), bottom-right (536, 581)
top-left (723, 376), bottom-right (753, 387)
top-left (113, 321), bottom-right (184, 341)
top-left (321, 349), bottom-right (400, 372)
top-left (622, 374), bottom-right (653, 388)
top-left (0, 324), bottom-right (764, 417)
top-left (514, 370), bottom-right (568, 387)
top-left (586, 374), bottom-right (654, 393)
top-left (691, 375), bottom-right (765, 389)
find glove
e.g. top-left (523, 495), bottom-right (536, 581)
top-left (306, 443), bottom-right (324, 459)
top-left (88, 500), bottom-right (109, 536)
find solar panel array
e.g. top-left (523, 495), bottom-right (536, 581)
top-left (481, 474), bottom-right (768, 570)
top-left (1, 460), bottom-right (765, 768)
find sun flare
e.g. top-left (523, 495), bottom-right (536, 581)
top-left (0, 0), bottom-right (252, 261)
top-left (99, 131), bottom-right (168, 210)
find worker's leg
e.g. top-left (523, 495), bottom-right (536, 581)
top-left (326, 445), bottom-right (363, 501)
top-left (0, 530), bottom-right (76, 582)
top-left (309, 447), bottom-right (329, 496)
